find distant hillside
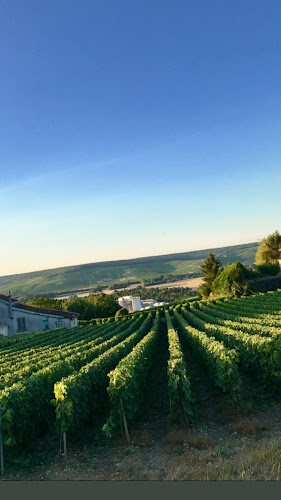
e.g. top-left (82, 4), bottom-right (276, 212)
top-left (0, 242), bottom-right (258, 297)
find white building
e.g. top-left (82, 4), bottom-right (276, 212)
top-left (118, 296), bottom-right (167, 313)
top-left (118, 296), bottom-right (142, 312)
top-left (0, 293), bottom-right (79, 337)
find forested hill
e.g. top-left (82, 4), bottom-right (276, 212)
top-left (0, 242), bottom-right (258, 297)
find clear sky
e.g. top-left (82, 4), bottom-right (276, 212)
top-left (1, 0), bottom-right (281, 276)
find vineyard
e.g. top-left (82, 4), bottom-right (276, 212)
top-left (1, 290), bottom-right (281, 480)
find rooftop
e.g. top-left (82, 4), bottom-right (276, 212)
top-left (0, 294), bottom-right (79, 319)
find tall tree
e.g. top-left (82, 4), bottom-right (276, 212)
top-left (256, 230), bottom-right (281, 266)
top-left (27, 297), bottom-right (64, 310)
top-left (198, 252), bottom-right (222, 298)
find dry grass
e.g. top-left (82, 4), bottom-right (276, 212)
top-left (111, 464), bottom-right (150, 481)
top-left (165, 429), bottom-right (188, 446)
top-left (164, 438), bottom-right (281, 481)
top-left (132, 431), bottom-right (153, 448)
top-left (230, 418), bottom-right (269, 436)
top-left (165, 429), bottom-right (213, 451)
top-left (185, 433), bottom-right (214, 450)
top-left (6, 432), bottom-right (281, 481)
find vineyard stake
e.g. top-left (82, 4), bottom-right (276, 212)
top-left (63, 431), bottom-right (67, 458)
top-left (177, 382), bottom-right (189, 427)
top-left (119, 398), bottom-right (131, 444)
top-left (228, 368), bottom-right (242, 419)
top-left (120, 411), bottom-right (124, 439)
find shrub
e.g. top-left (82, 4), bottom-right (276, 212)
top-left (249, 276), bottom-right (281, 293)
top-left (212, 261), bottom-right (253, 298)
top-left (256, 263), bottom-right (280, 276)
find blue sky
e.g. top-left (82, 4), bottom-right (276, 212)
top-left (1, 0), bottom-right (281, 275)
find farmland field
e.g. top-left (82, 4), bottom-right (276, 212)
top-left (0, 242), bottom-right (257, 297)
top-left (1, 290), bottom-right (281, 481)
top-left (55, 276), bottom-right (203, 300)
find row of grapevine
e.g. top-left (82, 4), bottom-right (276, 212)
top-left (199, 301), bottom-right (281, 329)
top-left (0, 317), bottom-right (135, 372)
top-left (165, 311), bottom-right (193, 424)
top-left (0, 317), bottom-right (139, 390)
top-left (102, 312), bottom-right (161, 440)
top-left (181, 307), bottom-right (281, 390)
top-left (53, 313), bottom-right (155, 439)
top-left (0, 325), bottom-right (72, 351)
top-left (0, 323), bottom-right (91, 353)
top-left (0, 315), bottom-right (146, 447)
top-left (188, 304), bottom-right (280, 339)
top-left (0, 323), bottom-right (102, 358)
top-left (173, 310), bottom-right (242, 404)
top-left (211, 295), bottom-right (281, 316)
top-left (0, 322), bottom-right (104, 366)
top-left (0, 313), bottom-right (136, 357)
top-left (229, 290), bottom-right (281, 306)
top-left (217, 300), bottom-right (281, 318)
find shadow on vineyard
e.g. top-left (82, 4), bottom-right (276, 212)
top-left (130, 317), bottom-right (170, 437)
top-left (175, 318), bottom-right (240, 430)
top-left (239, 367), bottom-right (281, 420)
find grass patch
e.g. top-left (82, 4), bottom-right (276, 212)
top-left (112, 464), bottom-right (150, 481)
top-left (165, 438), bottom-right (281, 480)
top-left (165, 429), bottom-right (213, 452)
top-left (185, 433), bottom-right (214, 450)
top-left (230, 418), bottom-right (269, 436)
top-left (165, 429), bottom-right (187, 446)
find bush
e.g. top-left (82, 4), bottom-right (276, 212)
top-left (256, 263), bottom-right (280, 276)
top-left (249, 276), bottom-right (281, 293)
top-left (212, 261), bottom-right (253, 298)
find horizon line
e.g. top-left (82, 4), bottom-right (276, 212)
top-left (0, 240), bottom-right (258, 280)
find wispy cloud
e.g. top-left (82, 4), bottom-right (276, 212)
top-left (0, 154), bottom-right (133, 196)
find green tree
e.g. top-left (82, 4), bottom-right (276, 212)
top-left (212, 261), bottom-right (252, 298)
top-left (27, 293), bottom-right (121, 321)
top-left (26, 297), bottom-right (64, 310)
top-left (256, 230), bottom-right (281, 267)
top-left (86, 293), bottom-right (121, 319)
top-left (65, 297), bottom-right (87, 318)
top-left (198, 252), bottom-right (222, 298)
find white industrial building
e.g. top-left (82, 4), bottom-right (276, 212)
top-left (117, 296), bottom-right (167, 313)
top-left (0, 293), bottom-right (79, 337)
top-left (118, 296), bottom-right (142, 313)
